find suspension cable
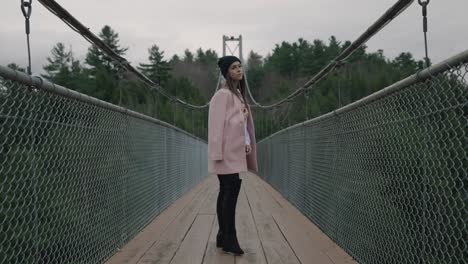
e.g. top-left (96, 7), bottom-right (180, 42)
top-left (304, 89), bottom-right (309, 120)
top-left (21, 0), bottom-right (33, 76)
top-left (243, 0), bottom-right (415, 109)
top-left (37, 0), bottom-right (414, 111)
top-left (418, 0), bottom-right (431, 68)
top-left (37, 0), bottom-right (212, 109)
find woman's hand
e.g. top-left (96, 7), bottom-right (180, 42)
top-left (245, 144), bottom-right (252, 155)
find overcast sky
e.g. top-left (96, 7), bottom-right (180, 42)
top-left (1, 0), bottom-right (466, 74)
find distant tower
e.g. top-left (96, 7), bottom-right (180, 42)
top-left (222, 35), bottom-right (244, 63)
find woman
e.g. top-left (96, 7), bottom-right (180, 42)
top-left (207, 55), bottom-right (258, 256)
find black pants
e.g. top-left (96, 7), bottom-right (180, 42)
top-left (217, 173), bottom-right (240, 185)
top-left (216, 173), bottom-right (241, 235)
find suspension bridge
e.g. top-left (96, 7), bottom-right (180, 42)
top-left (1, 0), bottom-right (466, 263)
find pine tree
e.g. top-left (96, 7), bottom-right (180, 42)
top-left (266, 41), bottom-right (299, 79)
top-left (85, 25), bottom-right (128, 76)
top-left (195, 48), bottom-right (218, 86)
top-left (170, 54), bottom-right (181, 64)
top-left (392, 52), bottom-right (421, 73)
top-left (195, 48), bottom-right (218, 65)
top-left (326, 36), bottom-right (342, 60)
top-left (183, 49), bottom-right (194, 63)
top-left (42, 42), bottom-right (72, 81)
top-left (7, 63), bottom-right (26, 73)
top-left (137, 45), bottom-right (171, 85)
top-left (246, 51), bottom-right (264, 99)
top-left (247, 51), bottom-right (263, 68)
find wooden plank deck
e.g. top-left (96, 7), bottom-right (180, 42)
top-left (106, 172), bottom-right (357, 264)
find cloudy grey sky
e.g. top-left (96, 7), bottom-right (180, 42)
top-left (1, 0), bottom-right (466, 74)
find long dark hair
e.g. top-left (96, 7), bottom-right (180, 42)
top-left (224, 74), bottom-right (250, 111)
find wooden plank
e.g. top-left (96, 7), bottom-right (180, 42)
top-left (202, 212), bottom-right (235, 264)
top-left (242, 173), bottom-right (300, 264)
top-left (322, 244), bottom-right (357, 264)
top-left (250, 174), bottom-right (332, 263)
top-left (198, 183), bottom-right (218, 215)
top-left (108, 172), bottom-right (356, 264)
top-left (235, 173), bottom-right (267, 264)
top-left (272, 210), bottom-right (335, 264)
top-left (137, 177), bottom-right (215, 264)
top-left (170, 214), bottom-right (214, 264)
top-left (255, 174), bottom-right (357, 264)
top-left (257, 175), bottom-right (338, 250)
top-left (106, 176), bottom-right (212, 264)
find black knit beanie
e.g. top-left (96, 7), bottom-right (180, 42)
top-left (217, 56), bottom-right (241, 78)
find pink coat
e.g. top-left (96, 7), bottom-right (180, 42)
top-left (207, 87), bottom-right (258, 175)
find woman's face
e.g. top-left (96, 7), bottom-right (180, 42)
top-left (228, 61), bottom-right (243, 81)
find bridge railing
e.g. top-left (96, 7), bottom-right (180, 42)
top-left (257, 50), bottom-right (468, 264)
top-left (0, 65), bottom-right (208, 264)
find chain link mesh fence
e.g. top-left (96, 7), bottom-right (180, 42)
top-left (0, 66), bottom-right (208, 264)
top-left (257, 51), bottom-right (467, 264)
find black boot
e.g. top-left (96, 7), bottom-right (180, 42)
top-left (216, 179), bottom-right (225, 248)
top-left (222, 178), bottom-right (244, 255)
